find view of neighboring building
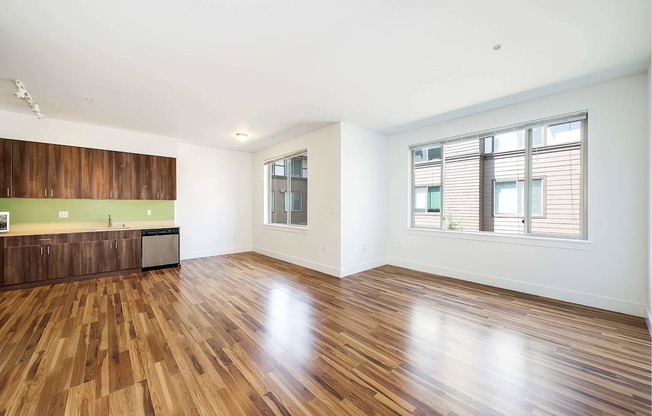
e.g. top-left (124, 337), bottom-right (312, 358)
top-left (413, 118), bottom-right (583, 239)
top-left (269, 152), bottom-right (308, 226)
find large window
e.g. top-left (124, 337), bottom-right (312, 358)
top-left (266, 150), bottom-right (308, 226)
top-left (411, 112), bottom-right (586, 239)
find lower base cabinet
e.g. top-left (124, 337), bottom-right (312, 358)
top-left (2, 230), bottom-right (142, 287)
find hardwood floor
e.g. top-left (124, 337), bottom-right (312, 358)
top-left (0, 252), bottom-right (649, 415)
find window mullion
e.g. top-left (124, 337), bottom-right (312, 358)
top-left (524, 131), bottom-right (531, 233)
top-left (286, 159), bottom-right (292, 225)
top-left (440, 144), bottom-right (445, 228)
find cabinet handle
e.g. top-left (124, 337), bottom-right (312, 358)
top-left (47, 246), bottom-right (50, 255)
top-left (160, 192), bottom-right (163, 200)
top-left (109, 241), bottom-right (113, 249)
top-left (40, 246), bottom-right (43, 256)
top-left (115, 240), bottom-right (118, 250)
top-left (110, 191), bottom-right (113, 198)
top-left (51, 189), bottom-right (54, 198)
top-left (44, 189), bottom-right (48, 197)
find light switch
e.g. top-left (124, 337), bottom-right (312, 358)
top-left (146, 209), bottom-right (152, 216)
top-left (58, 211), bottom-right (69, 218)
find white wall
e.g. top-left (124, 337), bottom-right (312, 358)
top-left (340, 123), bottom-right (387, 276)
top-left (0, 110), bottom-right (252, 260)
top-left (176, 143), bottom-right (252, 259)
top-left (387, 73), bottom-right (648, 316)
top-left (648, 56), bottom-right (652, 330)
top-left (252, 123), bottom-right (342, 276)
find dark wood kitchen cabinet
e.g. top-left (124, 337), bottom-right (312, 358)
top-left (12, 141), bottom-right (82, 199)
top-left (5, 138), bottom-right (176, 201)
top-left (3, 234), bottom-right (83, 284)
top-left (81, 147), bottom-right (112, 199)
top-left (0, 139), bottom-right (12, 198)
top-left (81, 230), bottom-right (141, 275)
top-left (47, 144), bottom-right (82, 199)
top-left (110, 151), bottom-right (139, 200)
top-left (137, 155), bottom-right (176, 200)
top-left (11, 141), bottom-right (48, 198)
top-left (2, 230), bottom-right (141, 288)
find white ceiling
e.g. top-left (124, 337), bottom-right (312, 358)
top-left (0, 0), bottom-right (649, 152)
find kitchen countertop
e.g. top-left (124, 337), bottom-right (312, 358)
top-left (0, 221), bottom-right (179, 237)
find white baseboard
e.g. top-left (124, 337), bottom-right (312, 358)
top-left (340, 259), bottom-right (387, 278)
top-left (181, 246), bottom-right (252, 261)
top-left (646, 307), bottom-right (652, 339)
top-left (252, 247), bottom-right (341, 277)
top-left (387, 258), bottom-right (646, 317)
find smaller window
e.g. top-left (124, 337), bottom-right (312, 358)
top-left (414, 187), bottom-right (427, 212)
top-left (427, 186), bottom-right (441, 212)
top-left (273, 161), bottom-right (285, 176)
top-left (291, 158), bottom-right (302, 177)
top-left (291, 192), bottom-right (303, 211)
top-left (494, 179), bottom-right (544, 216)
top-left (414, 145), bottom-right (441, 163)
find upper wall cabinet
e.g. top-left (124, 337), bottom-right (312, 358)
top-left (0, 139), bottom-right (12, 198)
top-left (12, 141), bottom-right (48, 198)
top-left (5, 138), bottom-right (176, 200)
top-left (47, 144), bottom-right (82, 199)
top-left (81, 147), bottom-right (111, 199)
top-left (12, 141), bottom-right (81, 199)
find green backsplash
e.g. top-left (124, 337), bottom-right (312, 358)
top-left (0, 199), bottom-right (174, 224)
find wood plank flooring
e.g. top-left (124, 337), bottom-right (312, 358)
top-left (0, 252), bottom-right (650, 415)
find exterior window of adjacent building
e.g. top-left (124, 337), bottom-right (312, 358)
top-left (266, 150), bottom-right (308, 226)
top-left (494, 179), bottom-right (543, 216)
top-left (411, 112), bottom-right (586, 239)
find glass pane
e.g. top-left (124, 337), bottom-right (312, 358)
top-left (290, 152), bottom-right (307, 225)
top-left (483, 137), bottom-right (493, 154)
top-left (273, 161), bottom-right (285, 176)
top-left (291, 192), bottom-right (302, 211)
top-left (443, 139), bottom-right (482, 231)
top-left (414, 187), bottom-right (427, 212)
top-left (413, 142), bottom-right (442, 228)
top-left (532, 127), bottom-right (544, 148)
top-left (427, 145), bottom-right (441, 161)
top-left (531, 179), bottom-right (543, 216)
top-left (495, 181), bottom-right (517, 215)
top-left (427, 186), bottom-right (440, 212)
top-left (269, 163), bottom-right (288, 224)
top-left (531, 121), bottom-right (582, 237)
top-left (494, 130), bottom-right (525, 152)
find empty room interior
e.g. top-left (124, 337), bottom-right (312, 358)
top-left (0, 0), bottom-right (651, 415)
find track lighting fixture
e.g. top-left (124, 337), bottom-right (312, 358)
top-left (13, 80), bottom-right (45, 119)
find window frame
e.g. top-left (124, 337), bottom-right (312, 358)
top-left (265, 149), bottom-right (308, 228)
top-left (409, 111), bottom-right (587, 240)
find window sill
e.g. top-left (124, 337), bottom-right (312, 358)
top-left (264, 224), bottom-right (308, 234)
top-left (406, 227), bottom-right (590, 251)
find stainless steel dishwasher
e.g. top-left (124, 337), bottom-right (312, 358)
top-left (141, 227), bottom-right (180, 270)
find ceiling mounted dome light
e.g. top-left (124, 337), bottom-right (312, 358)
top-left (235, 133), bottom-right (249, 142)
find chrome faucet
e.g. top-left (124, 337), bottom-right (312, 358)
top-left (108, 214), bottom-right (113, 228)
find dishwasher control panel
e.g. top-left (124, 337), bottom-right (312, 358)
top-left (142, 227), bottom-right (179, 237)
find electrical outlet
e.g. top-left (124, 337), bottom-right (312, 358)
top-left (58, 211), bottom-right (69, 218)
top-left (146, 209), bottom-right (152, 216)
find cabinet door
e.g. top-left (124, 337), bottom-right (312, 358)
top-left (0, 139), bottom-right (12, 198)
top-left (4, 246), bottom-right (44, 285)
top-left (159, 157), bottom-right (176, 200)
top-left (12, 141), bottom-right (48, 198)
top-left (81, 148), bottom-right (111, 199)
top-left (48, 144), bottom-right (82, 199)
top-left (81, 240), bottom-right (116, 274)
top-left (46, 243), bottom-right (83, 280)
top-left (136, 154), bottom-right (156, 200)
top-left (115, 237), bottom-right (141, 270)
top-left (111, 152), bottom-right (138, 200)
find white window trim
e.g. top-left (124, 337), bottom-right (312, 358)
top-left (265, 149), bottom-right (308, 228)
